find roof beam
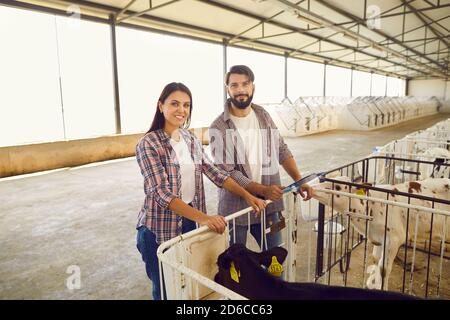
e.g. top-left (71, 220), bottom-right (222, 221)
top-left (381, 3), bottom-right (450, 19)
top-left (228, 0), bottom-right (306, 45)
top-left (4, 0), bottom-right (435, 79)
top-left (114, 0), bottom-right (179, 24)
top-left (33, 0), bottom-right (442, 78)
top-left (288, 23), bottom-right (358, 56)
top-left (114, 0), bottom-right (137, 23)
top-left (201, 0), bottom-right (429, 77)
top-left (232, 30), bottom-right (297, 45)
top-left (401, 0), bottom-right (450, 49)
top-left (25, 0), bottom-right (411, 77)
top-left (307, 2), bottom-right (450, 31)
top-left (313, 0), bottom-right (447, 77)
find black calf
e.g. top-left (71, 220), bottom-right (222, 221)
top-left (214, 244), bottom-right (419, 300)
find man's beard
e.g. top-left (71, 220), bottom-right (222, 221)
top-left (230, 94), bottom-right (253, 109)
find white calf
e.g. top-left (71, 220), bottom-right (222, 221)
top-left (312, 177), bottom-right (450, 290)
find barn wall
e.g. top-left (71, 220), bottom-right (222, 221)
top-left (408, 79), bottom-right (447, 99)
top-left (0, 128), bottom-right (209, 178)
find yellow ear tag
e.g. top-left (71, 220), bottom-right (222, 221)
top-left (268, 256), bottom-right (283, 277)
top-left (230, 261), bottom-right (240, 283)
top-left (356, 189), bottom-right (365, 196)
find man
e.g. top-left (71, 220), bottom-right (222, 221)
top-left (209, 64), bottom-right (313, 250)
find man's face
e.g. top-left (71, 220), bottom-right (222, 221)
top-left (227, 73), bottom-right (255, 109)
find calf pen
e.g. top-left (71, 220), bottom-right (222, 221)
top-left (302, 156), bottom-right (450, 299)
top-left (157, 157), bottom-right (449, 300)
top-left (156, 192), bottom-right (299, 300)
top-left (375, 136), bottom-right (450, 163)
top-left (374, 117), bottom-right (450, 161)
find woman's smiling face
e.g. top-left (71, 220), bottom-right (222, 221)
top-left (159, 90), bottom-right (191, 131)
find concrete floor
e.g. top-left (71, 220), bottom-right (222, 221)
top-left (0, 113), bottom-right (448, 300)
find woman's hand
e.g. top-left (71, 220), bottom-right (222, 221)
top-left (199, 215), bottom-right (227, 234)
top-left (244, 194), bottom-right (267, 215)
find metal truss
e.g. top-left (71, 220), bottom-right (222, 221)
top-left (3, 0), bottom-right (448, 79)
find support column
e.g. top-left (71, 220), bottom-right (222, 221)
top-left (384, 75), bottom-right (388, 97)
top-left (223, 38), bottom-right (228, 105)
top-left (109, 14), bottom-right (122, 134)
top-left (350, 67), bottom-right (354, 97)
top-left (284, 52), bottom-right (288, 99)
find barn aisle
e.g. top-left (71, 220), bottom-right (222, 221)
top-left (0, 113), bottom-right (448, 299)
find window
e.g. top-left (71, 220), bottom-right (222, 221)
top-left (227, 47), bottom-right (284, 103)
top-left (371, 73), bottom-right (387, 96)
top-left (0, 6), bottom-right (63, 146)
top-left (351, 70), bottom-right (371, 96)
top-left (325, 65), bottom-right (352, 96)
top-left (386, 76), bottom-right (400, 96)
top-left (287, 58), bottom-right (324, 98)
top-left (0, 6), bottom-right (118, 146)
top-left (117, 27), bottom-right (223, 131)
top-left (55, 16), bottom-right (116, 139)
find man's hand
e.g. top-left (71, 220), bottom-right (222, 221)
top-left (262, 185), bottom-right (284, 201)
top-left (299, 183), bottom-right (314, 201)
top-left (199, 215), bottom-right (227, 234)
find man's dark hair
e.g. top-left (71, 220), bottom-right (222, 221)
top-left (225, 65), bottom-right (255, 85)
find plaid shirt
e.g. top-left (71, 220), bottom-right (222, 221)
top-left (136, 128), bottom-right (229, 244)
top-left (209, 100), bottom-right (293, 225)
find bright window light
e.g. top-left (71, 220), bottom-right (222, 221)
top-left (0, 6), bottom-right (63, 147)
top-left (227, 47), bottom-right (284, 103)
top-left (325, 65), bottom-right (351, 96)
top-left (352, 70), bottom-right (371, 96)
top-left (55, 16), bottom-right (116, 140)
top-left (287, 58), bottom-right (324, 98)
top-left (116, 27), bottom-right (223, 132)
top-left (371, 73), bottom-right (387, 96)
top-left (386, 76), bottom-right (399, 96)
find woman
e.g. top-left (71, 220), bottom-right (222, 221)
top-left (136, 82), bottom-right (266, 300)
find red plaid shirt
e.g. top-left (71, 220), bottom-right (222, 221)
top-left (136, 128), bottom-right (229, 244)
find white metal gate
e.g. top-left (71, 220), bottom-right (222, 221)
top-left (156, 192), bottom-right (299, 300)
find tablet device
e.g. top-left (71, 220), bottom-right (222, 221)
top-left (282, 172), bottom-right (324, 194)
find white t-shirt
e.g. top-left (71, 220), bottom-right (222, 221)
top-left (170, 137), bottom-right (196, 204)
top-left (229, 108), bottom-right (263, 184)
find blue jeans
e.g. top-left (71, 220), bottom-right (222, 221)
top-left (136, 217), bottom-right (196, 300)
top-left (229, 212), bottom-right (283, 250)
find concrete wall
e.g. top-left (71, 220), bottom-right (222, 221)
top-left (408, 79), bottom-right (449, 99)
top-left (0, 134), bottom-right (143, 178)
top-left (0, 128), bottom-right (209, 178)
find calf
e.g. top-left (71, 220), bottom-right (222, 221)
top-left (214, 244), bottom-right (418, 300)
top-left (312, 177), bottom-right (450, 290)
top-left (418, 147), bottom-right (450, 179)
top-left (362, 178), bottom-right (449, 289)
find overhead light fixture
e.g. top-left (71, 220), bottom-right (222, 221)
top-left (295, 14), bottom-right (323, 28)
top-left (392, 52), bottom-right (404, 59)
top-left (371, 44), bottom-right (384, 53)
top-left (342, 33), bottom-right (358, 42)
